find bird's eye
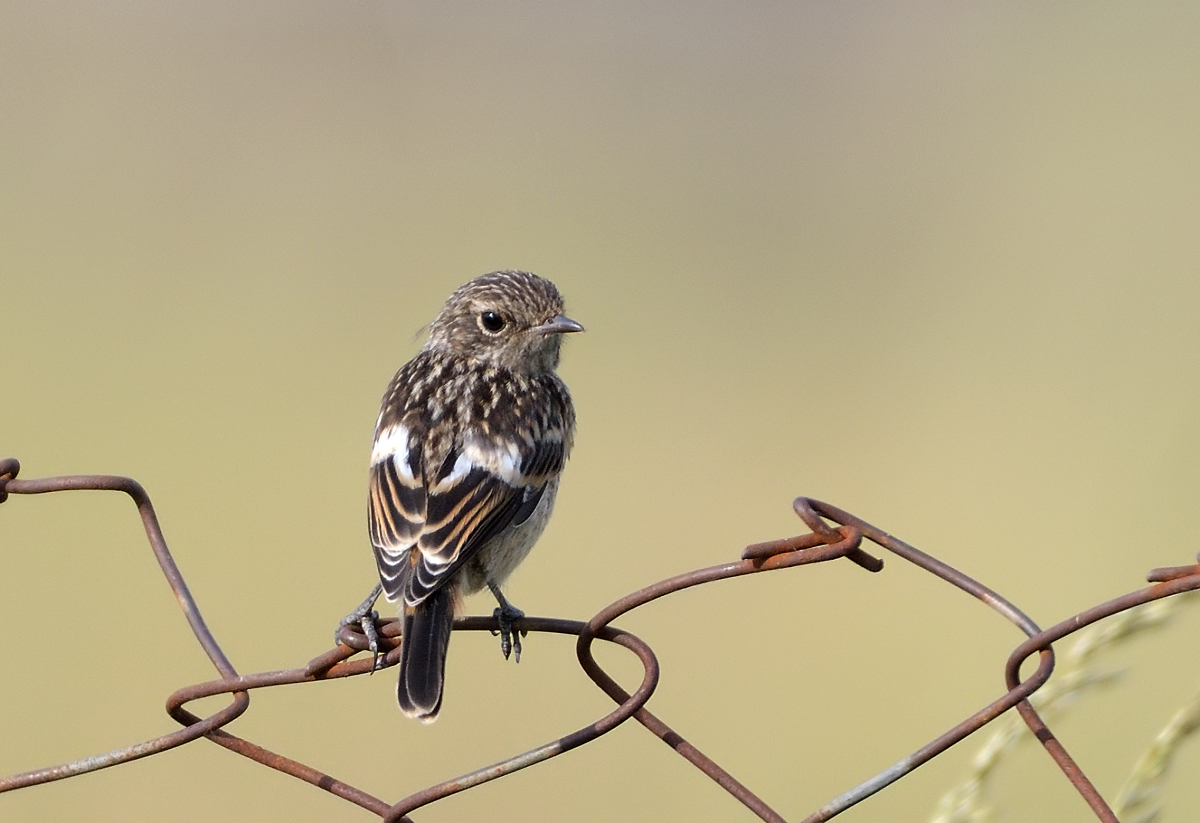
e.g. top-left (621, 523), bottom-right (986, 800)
top-left (479, 311), bottom-right (506, 333)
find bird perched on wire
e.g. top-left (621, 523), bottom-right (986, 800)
top-left (347, 270), bottom-right (582, 722)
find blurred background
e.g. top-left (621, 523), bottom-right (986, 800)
top-left (3, 2), bottom-right (1199, 821)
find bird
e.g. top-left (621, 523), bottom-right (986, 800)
top-left (355, 270), bottom-right (581, 722)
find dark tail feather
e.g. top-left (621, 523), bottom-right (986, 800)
top-left (397, 589), bottom-right (454, 722)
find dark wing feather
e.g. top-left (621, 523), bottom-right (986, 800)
top-left (520, 438), bottom-right (565, 479)
top-left (370, 438), bottom-right (542, 606)
top-left (399, 425), bottom-right (567, 602)
top-left (512, 483), bottom-right (546, 527)
top-left (407, 467), bottom-right (532, 603)
top-left (368, 447), bottom-right (426, 600)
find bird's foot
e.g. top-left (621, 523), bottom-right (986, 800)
top-left (491, 601), bottom-right (527, 662)
top-left (338, 583), bottom-right (386, 672)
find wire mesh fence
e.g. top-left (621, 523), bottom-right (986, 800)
top-left (1, 455), bottom-right (1197, 822)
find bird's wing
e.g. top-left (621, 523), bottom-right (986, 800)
top-left (369, 427), bottom-right (560, 605)
top-left (368, 424), bottom-right (427, 599)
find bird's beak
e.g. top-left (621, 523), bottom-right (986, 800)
top-left (533, 314), bottom-right (585, 335)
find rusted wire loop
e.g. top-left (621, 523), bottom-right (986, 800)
top-left (562, 521), bottom-right (878, 822)
top-left (165, 653), bottom-right (394, 817)
top-left (1004, 566), bottom-right (1200, 695)
top-left (381, 617), bottom-right (658, 822)
top-left (741, 522), bottom-right (873, 569)
top-left (1000, 565), bottom-right (1200, 823)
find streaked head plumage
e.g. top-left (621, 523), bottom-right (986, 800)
top-left (425, 271), bottom-right (583, 373)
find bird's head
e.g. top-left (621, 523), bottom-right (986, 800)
top-left (426, 270), bottom-right (584, 373)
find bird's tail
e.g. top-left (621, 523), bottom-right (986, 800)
top-left (397, 588), bottom-right (454, 722)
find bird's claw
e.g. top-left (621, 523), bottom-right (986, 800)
top-left (362, 611), bottom-right (384, 672)
top-left (338, 609), bottom-right (385, 672)
top-left (491, 603), bottom-right (527, 662)
top-left (339, 583), bottom-right (385, 673)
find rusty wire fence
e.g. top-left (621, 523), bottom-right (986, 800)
top-left (2, 454), bottom-right (1198, 822)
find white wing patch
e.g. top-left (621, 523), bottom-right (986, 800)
top-left (430, 449), bottom-right (474, 492)
top-left (371, 424), bottom-right (415, 479)
top-left (462, 434), bottom-right (524, 485)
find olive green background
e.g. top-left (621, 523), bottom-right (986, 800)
top-left (3, 3), bottom-right (1199, 821)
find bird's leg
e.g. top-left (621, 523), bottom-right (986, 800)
top-left (487, 582), bottom-right (527, 662)
top-left (338, 583), bottom-right (385, 671)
